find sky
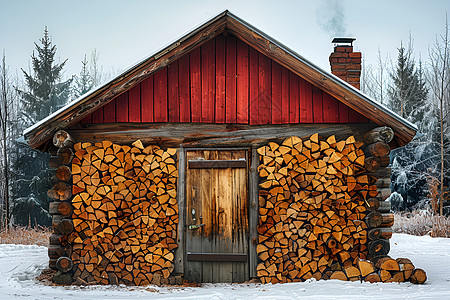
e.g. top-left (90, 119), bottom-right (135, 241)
top-left (0, 0), bottom-right (449, 83)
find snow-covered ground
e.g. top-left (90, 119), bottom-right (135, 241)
top-left (0, 234), bottom-right (449, 300)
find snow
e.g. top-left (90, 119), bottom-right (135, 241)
top-left (0, 234), bottom-right (449, 300)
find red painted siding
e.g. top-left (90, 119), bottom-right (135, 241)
top-left (79, 34), bottom-right (368, 125)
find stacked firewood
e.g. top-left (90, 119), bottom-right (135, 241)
top-left (256, 134), bottom-right (373, 283)
top-left (68, 140), bottom-right (178, 285)
top-left (255, 132), bottom-right (426, 284)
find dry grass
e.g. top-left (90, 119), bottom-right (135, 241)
top-left (0, 226), bottom-right (52, 247)
top-left (393, 210), bottom-right (450, 237)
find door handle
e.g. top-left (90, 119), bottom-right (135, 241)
top-left (188, 224), bottom-right (205, 230)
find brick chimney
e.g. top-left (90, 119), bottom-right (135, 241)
top-left (329, 38), bottom-right (361, 89)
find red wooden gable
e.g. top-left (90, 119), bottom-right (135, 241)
top-left (80, 35), bottom-right (368, 125)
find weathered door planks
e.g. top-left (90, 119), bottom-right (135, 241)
top-left (185, 150), bottom-right (249, 283)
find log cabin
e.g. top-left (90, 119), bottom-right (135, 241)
top-left (25, 11), bottom-right (427, 285)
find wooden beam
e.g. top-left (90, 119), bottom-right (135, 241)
top-left (174, 146), bottom-right (186, 275)
top-left (187, 252), bottom-right (247, 262)
top-left (68, 122), bottom-right (376, 148)
top-left (188, 160), bottom-right (246, 169)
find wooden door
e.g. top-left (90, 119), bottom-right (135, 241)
top-left (185, 150), bottom-right (249, 283)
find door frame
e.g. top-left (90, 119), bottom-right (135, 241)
top-left (174, 146), bottom-right (259, 282)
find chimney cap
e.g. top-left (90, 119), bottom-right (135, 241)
top-left (332, 37), bottom-right (356, 46)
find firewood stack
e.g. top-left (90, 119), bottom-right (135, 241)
top-left (68, 140), bottom-right (178, 285)
top-left (255, 130), bottom-right (426, 284)
top-left (47, 130), bottom-right (76, 284)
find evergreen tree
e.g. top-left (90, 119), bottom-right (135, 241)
top-left (388, 40), bottom-right (431, 211)
top-left (17, 27), bottom-right (72, 125)
top-left (388, 41), bottom-right (429, 126)
top-left (12, 28), bottom-right (72, 226)
top-left (73, 55), bottom-right (94, 99)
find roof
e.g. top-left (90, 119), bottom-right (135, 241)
top-left (24, 10), bottom-right (417, 150)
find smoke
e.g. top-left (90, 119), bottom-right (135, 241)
top-left (316, 0), bottom-right (347, 37)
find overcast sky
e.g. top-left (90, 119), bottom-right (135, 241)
top-left (1, 0), bottom-right (449, 82)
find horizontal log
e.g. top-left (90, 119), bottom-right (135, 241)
top-left (363, 127), bottom-right (394, 144)
top-left (367, 167), bottom-right (391, 179)
top-left (364, 142), bottom-right (390, 157)
top-left (368, 238), bottom-right (390, 259)
top-left (49, 234), bottom-right (63, 246)
top-left (49, 201), bottom-right (73, 217)
top-left (53, 130), bottom-right (75, 149)
top-left (56, 165), bottom-right (72, 182)
top-left (56, 256), bottom-right (73, 273)
top-left (368, 227), bottom-right (393, 241)
top-left (57, 147), bottom-right (74, 165)
top-left (47, 182), bottom-right (71, 201)
top-left (67, 123), bottom-right (375, 148)
top-left (378, 188), bottom-right (391, 201)
top-left (49, 156), bottom-right (60, 168)
top-left (57, 219), bottom-right (74, 235)
top-left (378, 201), bottom-right (391, 213)
top-left (187, 252), bottom-right (247, 262)
top-left (380, 213), bottom-right (394, 228)
top-left (375, 178), bottom-right (391, 188)
top-left (365, 211), bottom-right (382, 228)
top-left (188, 159), bottom-right (247, 169)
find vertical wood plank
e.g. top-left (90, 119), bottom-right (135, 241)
top-left (103, 99), bottom-right (116, 123)
top-left (249, 48), bottom-right (259, 125)
top-left (80, 114), bottom-right (92, 124)
top-left (174, 146), bottom-right (185, 275)
top-left (281, 68), bottom-right (290, 124)
top-left (185, 150), bottom-right (203, 283)
top-left (289, 71), bottom-right (299, 123)
top-left (248, 147), bottom-right (259, 279)
top-left (226, 36), bottom-right (237, 123)
top-left (201, 40), bottom-right (215, 123)
top-left (179, 55), bottom-right (191, 122)
top-left (349, 108), bottom-right (369, 123)
top-left (215, 36), bottom-right (226, 123)
top-left (312, 86), bottom-right (323, 123)
top-left (271, 61), bottom-right (282, 124)
top-left (190, 48), bottom-right (202, 122)
top-left (339, 102), bottom-right (349, 123)
top-left (128, 85), bottom-right (141, 122)
top-left (258, 53), bottom-right (271, 124)
top-left (231, 150), bottom-right (248, 282)
top-left (217, 150), bottom-right (233, 283)
top-left (115, 92), bottom-right (129, 122)
top-left (303, 80), bottom-right (314, 123)
top-left (91, 107), bottom-right (104, 124)
top-left (200, 151), bottom-right (213, 282)
top-left (236, 39), bottom-right (249, 124)
top-left (154, 68), bottom-right (168, 122)
top-left (168, 61), bottom-right (180, 122)
top-left (322, 92), bottom-right (339, 123)
top-left (141, 76), bottom-right (154, 122)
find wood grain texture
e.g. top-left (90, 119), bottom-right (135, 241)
top-left (185, 149), bottom-right (249, 283)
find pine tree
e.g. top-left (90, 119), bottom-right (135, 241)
top-left (12, 28), bottom-right (72, 226)
top-left (73, 55), bottom-right (94, 99)
top-left (388, 40), bottom-right (431, 211)
top-left (388, 41), bottom-right (429, 126)
top-left (17, 27), bottom-right (72, 125)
